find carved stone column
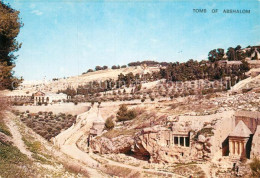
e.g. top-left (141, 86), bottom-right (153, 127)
top-left (236, 141), bottom-right (239, 155)
top-left (229, 140), bottom-right (233, 156)
top-left (233, 141), bottom-right (236, 155)
top-left (239, 141), bottom-right (243, 156)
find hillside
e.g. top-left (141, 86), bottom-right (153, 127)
top-left (2, 45), bottom-right (260, 178)
top-left (232, 68), bottom-right (260, 91)
top-left (0, 112), bottom-right (95, 177)
top-left (19, 66), bottom-right (160, 93)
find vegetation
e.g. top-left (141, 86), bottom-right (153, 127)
top-left (0, 122), bottom-right (12, 137)
top-left (250, 157), bottom-right (260, 177)
top-left (128, 60), bottom-right (169, 67)
top-left (0, 95), bottom-right (12, 136)
top-left (116, 104), bottom-right (137, 122)
top-left (58, 45), bottom-right (256, 103)
top-left (103, 164), bottom-right (140, 177)
top-left (0, 2), bottom-right (23, 90)
top-left (105, 116), bottom-right (114, 130)
top-left (22, 137), bottom-right (41, 153)
top-left (18, 111), bottom-right (77, 140)
top-left (159, 59), bottom-right (249, 82)
top-left (0, 142), bottom-right (34, 177)
top-left (102, 129), bottom-right (136, 139)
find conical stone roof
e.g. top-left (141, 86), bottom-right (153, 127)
top-left (229, 120), bottom-right (252, 137)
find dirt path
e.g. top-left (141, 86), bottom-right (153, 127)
top-left (5, 115), bottom-right (32, 158)
top-left (90, 153), bottom-right (186, 178)
top-left (54, 107), bottom-right (104, 177)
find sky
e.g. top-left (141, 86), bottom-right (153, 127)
top-left (4, 0), bottom-right (260, 80)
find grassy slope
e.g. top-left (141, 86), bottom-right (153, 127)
top-left (0, 114), bottom-right (87, 178)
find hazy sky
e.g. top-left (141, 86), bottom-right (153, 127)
top-left (6, 0), bottom-right (260, 80)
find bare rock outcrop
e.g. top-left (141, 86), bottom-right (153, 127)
top-left (90, 135), bottom-right (134, 154)
top-left (90, 123), bottom-right (215, 164)
top-left (133, 126), bottom-right (213, 163)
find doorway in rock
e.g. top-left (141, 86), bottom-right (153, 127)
top-left (125, 150), bottom-right (151, 161)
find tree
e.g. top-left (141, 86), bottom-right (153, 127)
top-left (0, 94), bottom-right (10, 120)
top-left (227, 47), bottom-right (236, 61)
top-left (58, 87), bottom-right (76, 97)
top-left (208, 48), bottom-right (225, 63)
top-left (87, 69), bottom-right (94, 73)
top-left (105, 116), bottom-right (114, 130)
top-left (235, 45), bottom-right (241, 51)
top-left (0, 2), bottom-right (23, 90)
top-left (111, 65), bottom-right (121, 69)
top-left (95, 66), bottom-right (102, 71)
top-left (240, 60), bottom-right (250, 74)
top-left (102, 65), bottom-right (108, 70)
top-left (116, 104), bottom-right (128, 122)
top-left (116, 104), bottom-right (136, 122)
top-left (136, 84), bottom-right (142, 91)
top-left (252, 50), bottom-right (259, 60)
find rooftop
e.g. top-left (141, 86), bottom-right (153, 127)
top-left (229, 120), bottom-right (252, 137)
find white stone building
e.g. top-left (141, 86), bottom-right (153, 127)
top-left (33, 91), bottom-right (69, 105)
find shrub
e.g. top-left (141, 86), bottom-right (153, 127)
top-left (116, 105), bottom-right (137, 122)
top-left (105, 117), bottom-right (114, 130)
top-left (87, 69), bottom-right (94, 73)
top-left (0, 122), bottom-right (12, 136)
top-left (174, 93), bottom-right (179, 98)
top-left (127, 110), bottom-right (137, 120)
top-left (136, 84), bottom-right (142, 91)
top-left (250, 157), bottom-right (260, 177)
